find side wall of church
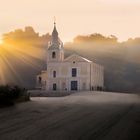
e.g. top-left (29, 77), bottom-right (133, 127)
top-left (91, 63), bottom-right (104, 90)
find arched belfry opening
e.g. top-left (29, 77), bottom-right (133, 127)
top-left (52, 51), bottom-right (56, 58)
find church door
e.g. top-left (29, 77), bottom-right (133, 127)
top-left (53, 83), bottom-right (57, 91)
top-left (71, 81), bottom-right (78, 90)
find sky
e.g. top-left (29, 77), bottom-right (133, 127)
top-left (0, 0), bottom-right (140, 42)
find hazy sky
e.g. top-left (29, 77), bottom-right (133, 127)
top-left (0, 0), bottom-right (140, 42)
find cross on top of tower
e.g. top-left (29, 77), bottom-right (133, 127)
top-left (54, 16), bottom-right (56, 25)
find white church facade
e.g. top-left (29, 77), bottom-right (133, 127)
top-left (36, 23), bottom-right (104, 91)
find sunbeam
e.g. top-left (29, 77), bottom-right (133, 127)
top-left (0, 36), bottom-right (46, 85)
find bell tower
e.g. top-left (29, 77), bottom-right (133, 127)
top-left (47, 22), bottom-right (64, 63)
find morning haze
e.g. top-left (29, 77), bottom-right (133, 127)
top-left (0, 1), bottom-right (140, 140)
top-left (0, 26), bottom-right (140, 92)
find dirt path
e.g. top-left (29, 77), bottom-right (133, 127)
top-left (0, 92), bottom-right (140, 140)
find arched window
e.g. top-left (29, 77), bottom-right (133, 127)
top-left (38, 76), bottom-right (42, 84)
top-left (53, 71), bottom-right (56, 78)
top-left (52, 51), bottom-right (56, 58)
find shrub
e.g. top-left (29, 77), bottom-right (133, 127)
top-left (0, 85), bottom-right (29, 107)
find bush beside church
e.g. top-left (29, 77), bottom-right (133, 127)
top-left (0, 85), bottom-right (30, 107)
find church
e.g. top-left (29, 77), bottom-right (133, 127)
top-left (36, 22), bottom-right (104, 91)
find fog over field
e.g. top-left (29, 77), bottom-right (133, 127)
top-left (0, 27), bottom-right (140, 93)
top-left (0, 92), bottom-right (140, 140)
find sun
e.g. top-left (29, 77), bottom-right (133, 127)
top-left (0, 38), bottom-right (3, 45)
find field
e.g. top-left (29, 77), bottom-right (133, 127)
top-left (0, 91), bottom-right (140, 140)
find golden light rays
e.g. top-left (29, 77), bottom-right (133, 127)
top-left (0, 37), bottom-right (45, 85)
top-left (0, 45), bottom-right (10, 85)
